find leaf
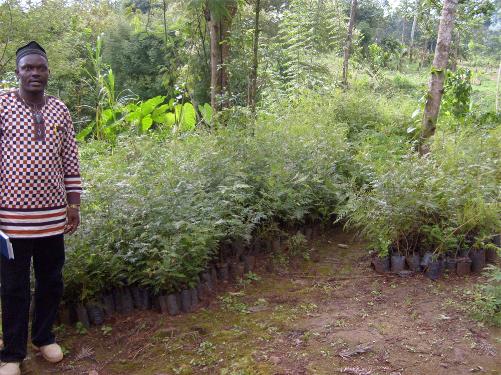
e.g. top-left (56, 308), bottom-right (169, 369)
top-left (164, 112), bottom-right (176, 127)
top-left (76, 123), bottom-right (94, 142)
top-left (126, 111), bottom-right (141, 123)
top-left (168, 98), bottom-right (176, 109)
top-left (100, 108), bottom-right (115, 125)
top-left (124, 103), bottom-right (138, 112)
top-left (180, 103), bottom-right (196, 131)
top-left (152, 104), bottom-right (169, 123)
top-left (102, 121), bottom-right (122, 141)
top-left (141, 115), bottom-right (153, 132)
top-left (407, 127), bottom-right (417, 134)
top-left (198, 103), bottom-right (212, 125)
top-left (411, 109), bottom-right (420, 119)
top-left (140, 96), bottom-right (166, 117)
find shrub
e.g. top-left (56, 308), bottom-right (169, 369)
top-left (469, 265), bottom-right (501, 327)
top-left (64, 93), bottom-right (351, 303)
top-left (341, 124), bottom-right (500, 258)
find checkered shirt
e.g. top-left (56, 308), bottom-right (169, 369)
top-left (0, 90), bottom-right (82, 238)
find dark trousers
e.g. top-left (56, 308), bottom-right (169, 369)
top-left (0, 235), bottom-right (65, 362)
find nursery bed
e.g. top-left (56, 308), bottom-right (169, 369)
top-left (19, 228), bottom-right (501, 375)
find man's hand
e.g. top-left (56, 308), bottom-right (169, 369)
top-left (65, 206), bottom-right (80, 235)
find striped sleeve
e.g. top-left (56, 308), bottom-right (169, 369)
top-left (61, 106), bottom-right (82, 194)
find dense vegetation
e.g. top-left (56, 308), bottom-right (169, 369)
top-left (0, 0), bottom-right (500, 323)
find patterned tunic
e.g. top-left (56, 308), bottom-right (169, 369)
top-left (0, 90), bottom-right (82, 238)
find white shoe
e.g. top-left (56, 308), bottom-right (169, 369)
top-left (33, 343), bottom-right (64, 363)
top-left (0, 362), bottom-right (20, 375)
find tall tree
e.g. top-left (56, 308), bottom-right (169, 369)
top-left (342, 0), bottom-right (357, 87)
top-left (496, 61), bottom-right (501, 114)
top-left (401, 18), bottom-right (406, 44)
top-left (206, 0), bottom-right (237, 112)
top-left (248, 0), bottom-right (261, 116)
top-left (208, 8), bottom-right (221, 111)
top-left (162, 0), bottom-right (168, 43)
top-left (275, 0), bottom-right (345, 95)
top-left (419, 0), bottom-right (459, 154)
top-left (409, 0), bottom-right (419, 62)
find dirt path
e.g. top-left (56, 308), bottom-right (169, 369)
top-left (23, 229), bottom-right (501, 375)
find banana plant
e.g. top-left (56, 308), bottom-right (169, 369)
top-left (77, 36), bottom-right (135, 142)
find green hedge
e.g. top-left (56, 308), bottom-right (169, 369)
top-left (64, 87), bottom-right (500, 305)
top-left (64, 92), bottom-right (351, 304)
top-left (342, 123), bottom-right (500, 257)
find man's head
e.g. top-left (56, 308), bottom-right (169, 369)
top-left (15, 41), bottom-right (49, 94)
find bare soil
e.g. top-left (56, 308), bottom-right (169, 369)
top-left (22, 228), bottom-right (501, 375)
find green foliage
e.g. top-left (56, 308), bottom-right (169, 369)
top-left (360, 40), bottom-right (406, 78)
top-left (78, 35), bottom-right (136, 142)
top-left (64, 90), bottom-right (351, 303)
top-left (288, 233), bottom-right (310, 260)
top-left (102, 19), bottom-right (180, 100)
top-left (79, 92), bottom-right (210, 142)
top-left (1, 0), bottom-right (499, 324)
top-left (101, 325), bottom-right (113, 336)
top-left (342, 124), bottom-right (500, 257)
top-left (366, 43), bottom-right (388, 74)
top-left (442, 68), bottom-right (473, 120)
top-left (219, 292), bottom-right (249, 314)
top-left (355, 0), bottom-right (388, 47)
top-left (198, 103), bottom-right (213, 126)
top-left (75, 322), bottom-right (88, 335)
top-left (125, 95), bottom-right (170, 133)
top-left (268, 0), bottom-right (346, 97)
top-left (1, 0), bottom-right (498, 123)
top-left (125, 96), bottom-right (203, 134)
top-left (469, 265), bottom-right (501, 327)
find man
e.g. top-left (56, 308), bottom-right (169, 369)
top-left (0, 41), bottom-right (82, 375)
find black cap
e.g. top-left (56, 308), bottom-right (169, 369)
top-left (16, 41), bottom-right (48, 65)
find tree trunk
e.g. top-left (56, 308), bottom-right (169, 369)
top-left (220, 3), bottom-right (237, 107)
top-left (208, 12), bottom-right (221, 111)
top-left (162, 0), bottom-right (168, 43)
top-left (419, 0), bottom-right (459, 155)
top-left (145, 0), bottom-right (151, 32)
top-left (496, 61), bottom-right (501, 114)
top-left (342, 0), bottom-right (357, 87)
top-left (409, 0), bottom-right (419, 62)
top-left (248, 0), bottom-right (261, 116)
top-left (401, 18), bottom-right (406, 45)
top-left (208, 2), bottom-right (237, 112)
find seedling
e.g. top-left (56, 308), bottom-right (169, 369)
top-left (53, 324), bottom-right (66, 335)
top-left (101, 325), bottom-right (113, 336)
top-left (75, 322), bottom-right (88, 335)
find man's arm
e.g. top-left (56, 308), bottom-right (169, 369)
top-left (61, 107), bottom-right (82, 234)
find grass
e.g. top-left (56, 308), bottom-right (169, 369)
top-left (471, 71), bottom-right (498, 112)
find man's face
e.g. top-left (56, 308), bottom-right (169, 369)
top-left (15, 54), bottom-right (49, 94)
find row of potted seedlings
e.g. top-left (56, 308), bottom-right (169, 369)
top-left (57, 222), bottom-right (323, 328)
top-left (58, 252), bottom-right (258, 328)
top-left (372, 235), bottom-right (500, 280)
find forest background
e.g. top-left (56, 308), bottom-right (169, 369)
top-left (0, 0), bottom-right (500, 326)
